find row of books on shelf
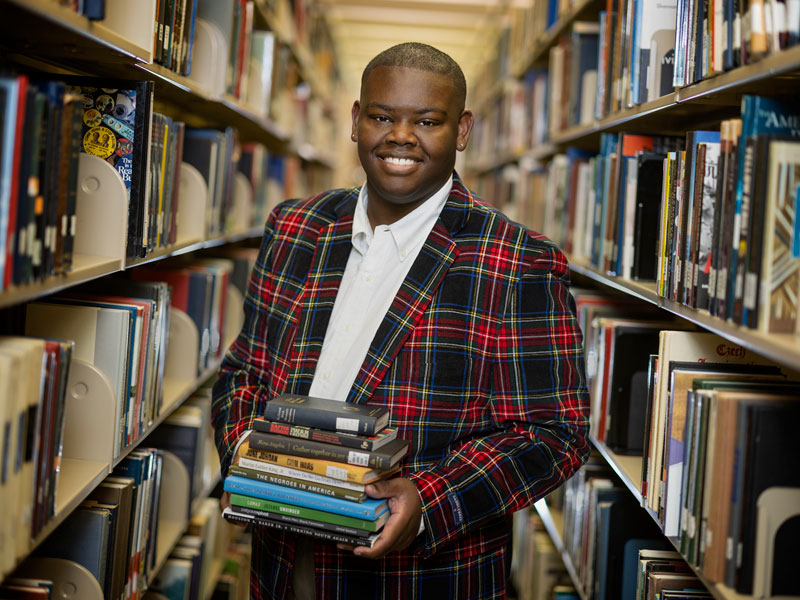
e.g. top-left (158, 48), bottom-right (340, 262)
top-left (0, 248), bottom-right (256, 579)
top-left (0, 70), bottom-right (287, 285)
top-left (471, 0), bottom-right (800, 165)
top-left (0, 378), bottom-right (229, 597)
top-left (222, 393), bottom-right (410, 548)
top-left (515, 94), bottom-right (800, 334)
top-left (572, 286), bottom-right (800, 596)
top-left (55, 0), bottom-right (336, 150)
top-left (557, 462), bottom-right (715, 600)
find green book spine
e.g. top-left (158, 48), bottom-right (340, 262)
top-left (229, 493), bottom-right (383, 532)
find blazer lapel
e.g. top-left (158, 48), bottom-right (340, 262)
top-left (347, 176), bottom-right (473, 405)
top-left (287, 192), bottom-right (357, 395)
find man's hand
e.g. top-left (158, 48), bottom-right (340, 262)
top-left (341, 477), bottom-right (422, 559)
top-left (220, 455), bottom-right (247, 527)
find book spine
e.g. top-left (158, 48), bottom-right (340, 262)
top-left (253, 419), bottom-right (386, 451)
top-left (224, 475), bottom-right (383, 519)
top-left (237, 456), bottom-right (367, 492)
top-left (249, 430), bottom-right (392, 470)
top-left (229, 493), bottom-right (381, 532)
top-left (223, 508), bottom-right (375, 547)
top-left (242, 446), bottom-right (374, 484)
top-left (228, 465), bottom-right (366, 502)
top-left (231, 504), bottom-right (375, 538)
top-left (264, 398), bottom-right (384, 435)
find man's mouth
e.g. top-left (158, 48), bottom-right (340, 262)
top-left (381, 156), bottom-right (419, 166)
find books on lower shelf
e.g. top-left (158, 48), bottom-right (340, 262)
top-left (223, 394), bottom-right (408, 546)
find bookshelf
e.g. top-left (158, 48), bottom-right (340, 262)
top-left (0, 0), bottom-right (338, 594)
top-left (467, 0), bottom-right (800, 599)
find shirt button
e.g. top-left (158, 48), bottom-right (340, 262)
top-left (364, 274), bottom-right (372, 282)
top-left (323, 372), bottom-right (330, 380)
top-left (400, 251), bottom-right (407, 258)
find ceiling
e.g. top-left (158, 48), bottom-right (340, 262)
top-left (315, 0), bottom-right (514, 102)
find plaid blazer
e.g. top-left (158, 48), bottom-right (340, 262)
top-left (211, 175), bottom-right (590, 599)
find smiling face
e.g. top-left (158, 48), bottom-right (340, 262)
top-left (351, 66), bottom-right (473, 226)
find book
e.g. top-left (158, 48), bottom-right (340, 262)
top-left (222, 507), bottom-right (380, 548)
top-left (247, 430), bottom-right (409, 471)
top-left (252, 418), bottom-right (398, 451)
top-left (228, 464), bottom-right (367, 502)
top-left (67, 78), bottom-right (154, 258)
top-left (263, 393), bottom-right (389, 436)
top-left (223, 475), bottom-right (389, 520)
top-left (240, 442), bottom-right (396, 485)
top-left (228, 493), bottom-right (388, 532)
top-left (236, 454), bottom-right (401, 492)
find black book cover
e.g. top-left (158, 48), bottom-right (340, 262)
top-left (605, 325), bottom-right (662, 453)
top-left (632, 152), bottom-right (666, 280)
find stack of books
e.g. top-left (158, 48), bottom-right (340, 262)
top-left (222, 394), bottom-right (410, 548)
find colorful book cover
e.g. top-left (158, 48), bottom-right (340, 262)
top-left (223, 475), bottom-right (389, 520)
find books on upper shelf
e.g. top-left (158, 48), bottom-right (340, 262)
top-left (223, 394), bottom-right (407, 546)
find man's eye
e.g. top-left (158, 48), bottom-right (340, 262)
top-left (419, 120), bottom-right (436, 127)
top-left (372, 115), bottom-right (390, 122)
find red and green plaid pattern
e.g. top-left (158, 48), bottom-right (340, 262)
top-left (211, 175), bottom-right (590, 599)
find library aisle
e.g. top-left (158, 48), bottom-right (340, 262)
top-left (0, 0), bottom-right (799, 599)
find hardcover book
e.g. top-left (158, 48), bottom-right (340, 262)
top-left (252, 418), bottom-right (398, 451)
top-left (222, 507), bottom-right (379, 548)
top-left (228, 493), bottom-right (388, 532)
top-left (247, 430), bottom-right (409, 471)
top-left (263, 393), bottom-right (390, 436)
top-left (223, 475), bottom-right (389, 520)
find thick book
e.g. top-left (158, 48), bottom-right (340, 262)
top-left (223, 475), bottom-right (389, 520)
top-left (229, 464), bottom-right (367, 502)
top-left (237, 454), bottom-right (386, 492)
top-left (252, 418), bottom-right (398, 451)
top-left (222, 507), bottom-right (379, 548)
top-left (230, 503), bottom-right (379, 540)
top-left (248, 430), bottom-right (408, 470)
top-left (240, 442), bottom-right (396, 485)
top-left (263, 393), bottom-right (389, 436)
top-left (229, 493), bottom-right (388, 532)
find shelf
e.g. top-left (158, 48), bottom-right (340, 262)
top-left (25, 458), bottom-right (110, 556)
top-left (589, 435), bottom-right (644, 503)
top-left (568, 259), bottom-right (800, 373)
top-left (549, 46), bottom-right (800, 147)
top-left (0, 255), bottom-right (122, 310)
top-left (533, 499), bottom-right (588, 600)
top-left (1, 0), bottom-right (152, 64)
top-left (125, 226), bottom-right (264, 269)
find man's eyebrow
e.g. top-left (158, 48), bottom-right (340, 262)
top-left (368, 102), bottom-right (448, 115)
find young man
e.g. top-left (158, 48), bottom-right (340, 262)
top-left (211, 42), bottom-right (590, 599)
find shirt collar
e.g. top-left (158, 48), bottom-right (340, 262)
top-left (352, 175), bottom-right (453, 261)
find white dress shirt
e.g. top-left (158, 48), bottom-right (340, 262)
top-left (308, 175), bottom-right (452, 401)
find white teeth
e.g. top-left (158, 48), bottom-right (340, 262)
top-left (383, 157), bottom-right (416, 166)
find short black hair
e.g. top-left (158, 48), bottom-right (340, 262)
top-left (361, 42), bottom-right (467, 110)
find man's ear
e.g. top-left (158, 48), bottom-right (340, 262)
top-left (456, 109), bottom-right (474, 151)
top-left (351, 100), bottom-right (361, 141)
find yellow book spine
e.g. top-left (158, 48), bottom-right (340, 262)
top-left (238, 442), bottom-right (377, 484)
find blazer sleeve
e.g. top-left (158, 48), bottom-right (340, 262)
top-left (408, 243), bottom-right (591, 557)
top-left (210, 210), bottom-right (278, 478)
